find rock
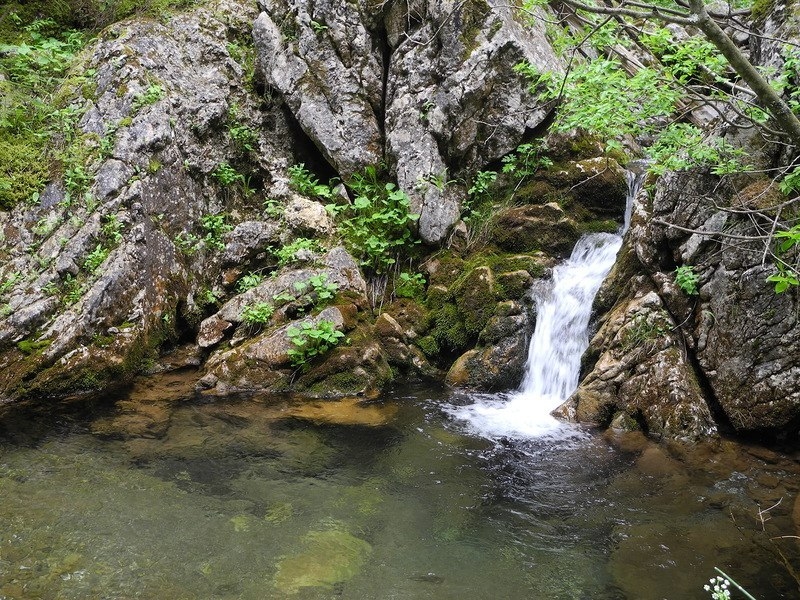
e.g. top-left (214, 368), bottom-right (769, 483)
top-left (274, 529), bottom-right (372, 594)
top-left (446, 301), bottom-right (530, 390)
top-left (493, 204), bottom-right (581, 256)
top-left (0, 0), bottom-right (300, 401)
top-left (283, 195), bottom-right (335, 236)
top-left (254, 0), bottom-right (563, 244)
top-left (222, 221), bottom-right (281, 266)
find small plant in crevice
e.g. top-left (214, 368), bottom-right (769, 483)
top-left (236, 271), bottom-right (265, 293)
top-left (211, 162), bottom-right (246, 187)
top-left (766, 223), bottom-right (800, 293)
top-left (273, 237), bottom-right (324, 266)
top-left (200, 212), bottom-right (232, 251)
top-left (287, 163), bottom-right (336, 200)
top-left (326, 165), bottom-right (419, 274)
top-left (286, 319), bottom-right (345, 368)
top-left (674, 265), bottom-right (700, 296)
top-left (241, 302), bottom-right (274, 330)
top-left (501, 141), bottom-right (553, 180)
top-left (83, 243), bottom-right (109, 273)
top-left (620, 313), bottom-right (667, 353)
top-left (131, 84), bottom-right (165, 112)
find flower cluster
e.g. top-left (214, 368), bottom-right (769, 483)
top-left (704, 576), bottom-right (731, 600)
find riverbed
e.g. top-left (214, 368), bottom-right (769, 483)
top-left (0, 373), bottom-right (798, 599)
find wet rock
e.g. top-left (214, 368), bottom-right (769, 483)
top-left (493, 204), bottom-right (580, 256)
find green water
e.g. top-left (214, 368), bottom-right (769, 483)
top-left (0, 377), bottom-right (798, 599)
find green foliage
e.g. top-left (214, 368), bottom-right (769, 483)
top-left (463, 169), bottom-right (497, 226)
top-left (274, 237), bottom-right (323, 266)
top-left (395, 272), bottom-right (426, 299)
top-left (62, 273), bottom-right (85, 304)
top-left (236, 271), bottom-right (265, 293)
top-left (767, 224), bottom-right (800, 292)
top-left (131, 84), bottom-right (165, 111)
top-left (674, 265), bottom-right (700, 296)
top-left (227, 105), bottom-right (258, 153)
top-left (200, 212), bottom-right (232, 251)
top-left (646, 124), bottom-right (750, 176)
top-left (83, 243), bottom-right (109, 273)
top-left (273, 274), bottom-right (339, 311)
top-left (286, 319), bottom-right (345, 367)
top-left (299, 273), bottom-right (338, 305)
top-left (241, 302), bottom-right (275, 328)
top-left (175, 231), bottom-right (201, 255)
top-left (500, 141), bottom-right (552, 178)
top-left (101, 214), bottom-right (124, 244)
top-left (198, 287), bottom-right (222, 308)
top-left (17, 338), bottom-right (51, 354)
top-left (0, 19), bottom-right (86, 209)
top-left (326, 166), bottom-right (420, 274)
top-left (288, 163), bottom-right (336, 200)
top-left (211, 162), bottom-right (245, 187)
top-left (621, 313), bottom-right (667, 352)
top-left (0, 271), bottom-right (22, 297)
top-left (263, 197), bottom-right (284, 219)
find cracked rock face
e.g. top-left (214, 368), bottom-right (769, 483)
top-left (0, 0), bottom-right (297, 400)
top-left (253, 0), bottom-right (561, 244)
top-left (563, 168), bottom-right (800, 439)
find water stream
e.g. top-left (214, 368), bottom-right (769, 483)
top-left (448, 170), bottom-right (642, 440)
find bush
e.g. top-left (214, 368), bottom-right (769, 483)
top-left (286, 319), bottom-right (345, 367)
top-left (326, 166), bottom-right (419, 274)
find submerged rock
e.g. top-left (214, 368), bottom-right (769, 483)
top-left (273, 528), bottom-right (372, 594)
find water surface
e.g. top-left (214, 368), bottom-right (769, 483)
top-left (1, 376), bottom-right (799, 599)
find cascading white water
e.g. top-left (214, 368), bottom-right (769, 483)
top-left (448, 171), bottom-right (642, 440)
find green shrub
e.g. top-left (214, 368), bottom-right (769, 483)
top-left (326, 166), bottom-right (419, 274)
top-left (131, 84), bottom-right (165, 111)
top-left (211, 162), bottom-right (245, 187)
top-left (200, 212), bottom-right (232, 251)
top-left (274, 237), bottom-right (323, 266)
top-left (286, 319), bottom-right (345, 367)
top-left (241, 302), bottom-right (274, 328)
top-left (674, 265), bottom-right (699, 296)
top-left (287, 163), bottom-right (335, 200)
top-left (236, 271), bottom-right (264, 293)
top-left (84, 243), bottom-right (109, 273)
top-left (395, 272), bottom-right (425, 299)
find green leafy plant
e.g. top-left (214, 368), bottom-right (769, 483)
top-left (200, 212), bottom-right (232, 251)
top-left (241, 302), bottom-right (274, 328)
top-left (101, 214), bottom-right (124, 244)
top-left (674, 265), bottom-right (700, 296)
top-left (766, 224), bottom-right (800, 292)
top-left (287, 163), bottom-right (335, 200)
top-left (501, 141), bottom-right (553, 179)
top-left (131, 84), bottom-right (165, 111)
top-left (326, 166), bottom-right (419, 273)
top-left (286, 319), bottom-right (345, 367)
top-left (395, 272), bottom-right (425, 299)
top-left (263, 197), bottom-right (284, 219)
top-left (236, 271), bottom-right (264, 293)
top-left (0, 271), bottom-right (22, 297)
top-left (274, 237), bottom-right (323, 266)
top-left (84, 243), bottom-right (109, 273)
top-left (211, 162), bottom-right (245, 187)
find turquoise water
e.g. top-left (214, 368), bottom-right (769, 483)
top-left (0, 375), bottom-right (798, 599)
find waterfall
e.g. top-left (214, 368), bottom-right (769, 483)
top-left (447, 171), bottom-right (643, 440)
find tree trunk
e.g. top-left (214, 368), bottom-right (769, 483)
top-left (688, 0), bottom-right (800, 146)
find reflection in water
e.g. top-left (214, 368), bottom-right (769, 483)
top-left (0, 380), bottom-right (798, 599)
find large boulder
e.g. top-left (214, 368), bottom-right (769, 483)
top-left (253, 0), bottom-right (563, 243)
top-left (0, 0), bottom-right (297, 401)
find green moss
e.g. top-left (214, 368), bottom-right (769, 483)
top-left (430, 303), bottom-right (470, 354)
top-left (0, 136), bottom-right (48, 210)
top-left (577, 219), bottom-right (619, 234)
top-left (416, 335), bottom-right (440, 358)
top-left (16, 339), bottom-right (51, 355)
top-left (459, 0), bottom-right (490, 58)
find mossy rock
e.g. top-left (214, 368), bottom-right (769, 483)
top-left (0, 136), bottom-right (48, 210)
top-left (492, 204), bottom-right (580, 256)
top-left (453, 266), bottom-right (498, 337)
top-left (429, 302), bottom-right (470, 356)
top-left (496, 270), bottom-right (534, 300)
